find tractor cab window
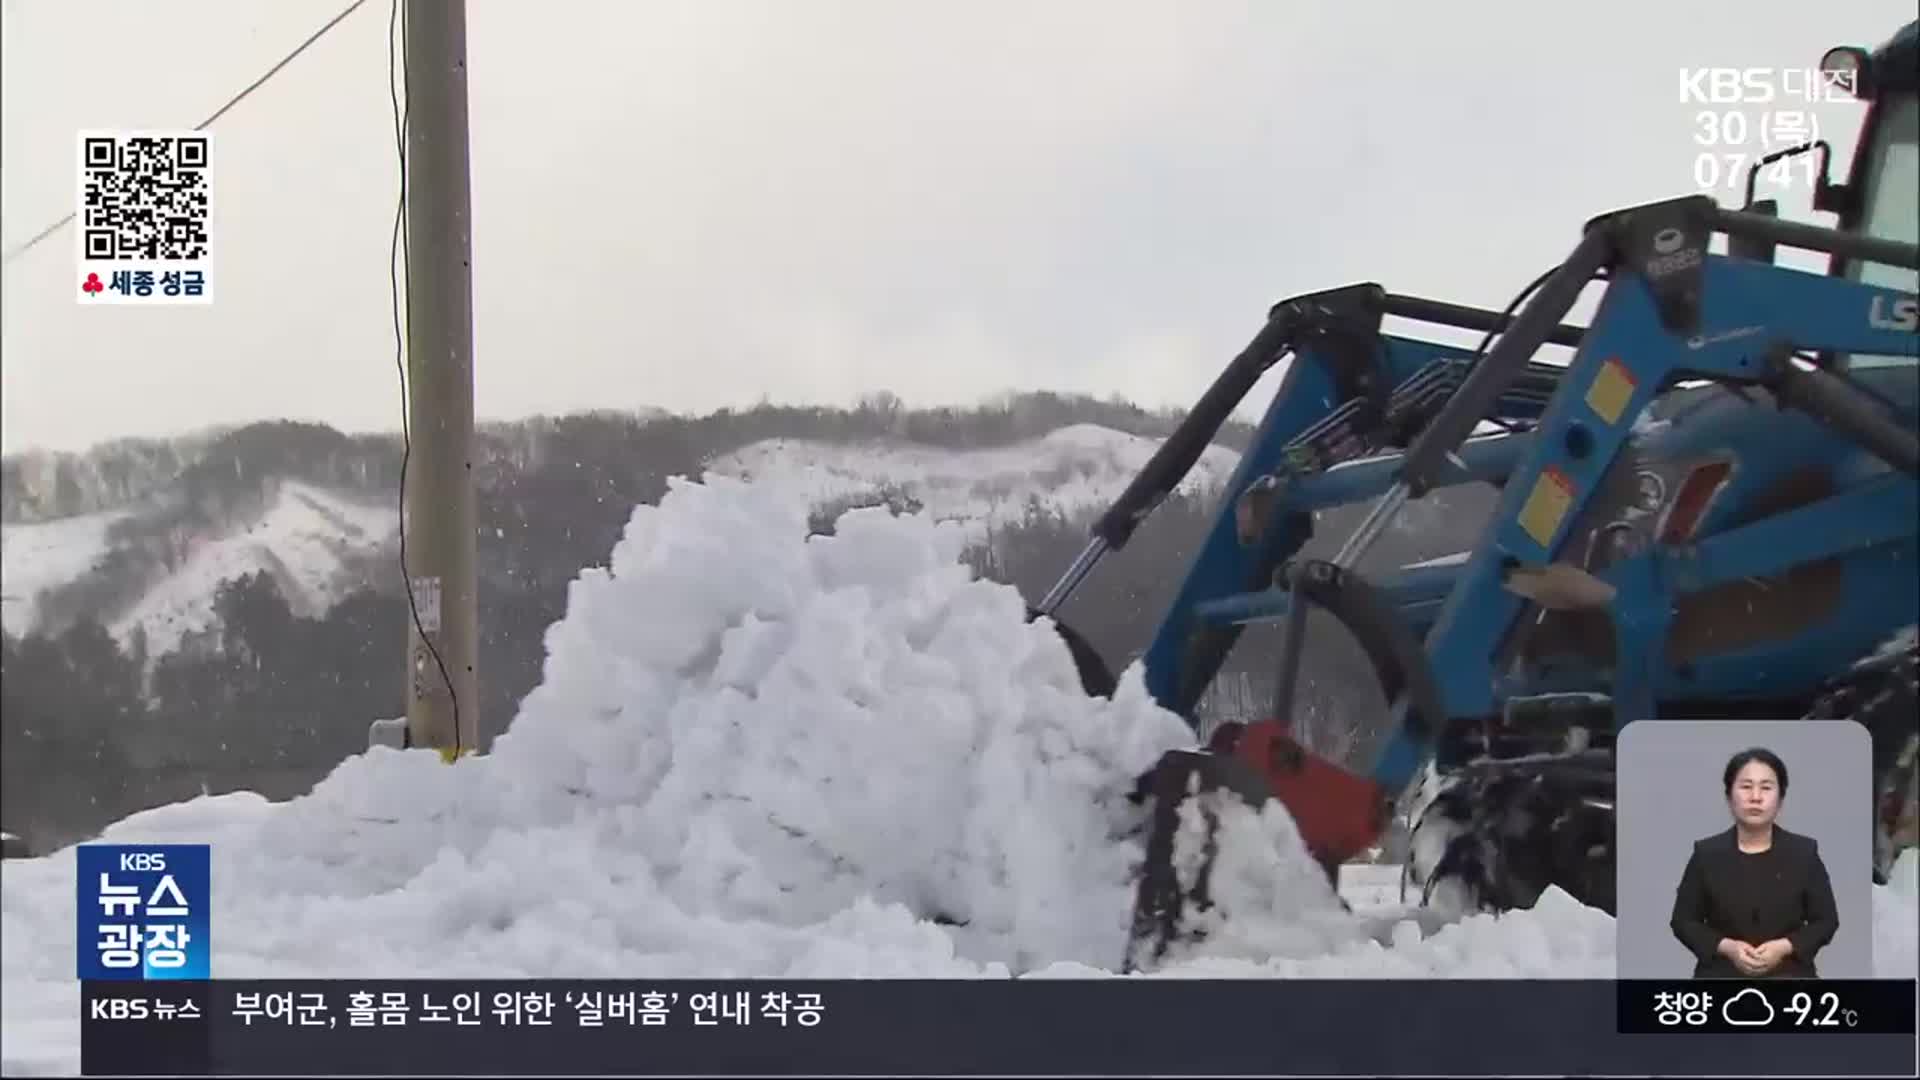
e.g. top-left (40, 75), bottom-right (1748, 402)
top-left (1849, 92), bottom-right (1919, 284)
top-left (1842, 91), bottom-right (1918, 369)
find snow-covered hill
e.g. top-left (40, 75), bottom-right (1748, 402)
top-left (106, 482), bottom-right (397, 658)
top-left (0, 481), bottom-right (397, 656)
top-left (707, 423), bottom-right (1241, 530)
top-left (1, 425), bottom-right (1239, 657)
top-left (0, 507), bottom-right (131, 636)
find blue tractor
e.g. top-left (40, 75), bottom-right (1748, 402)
top-left (1032, 22), bottom-right (1920, 968)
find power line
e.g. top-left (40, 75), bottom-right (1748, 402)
top-left (2, 0), bottom-right (372, 267)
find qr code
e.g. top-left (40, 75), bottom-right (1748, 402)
top-left (80, 132), bottom-right (209, 262)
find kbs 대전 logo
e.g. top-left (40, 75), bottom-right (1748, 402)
top-left (75, 845), bottom-right (211, 980)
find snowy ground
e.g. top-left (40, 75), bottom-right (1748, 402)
top-left (3, 474), bottom-right (1915, 1075)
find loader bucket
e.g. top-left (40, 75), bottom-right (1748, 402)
top-left (1219, 720), bottom-right (1395, 871)
top-left (1119, 559), bottom-right (1443, 971)
top-left (1027, 606), bottom-right (1117, 699)
top-left (1122, 719), bottom-right (1393, 971)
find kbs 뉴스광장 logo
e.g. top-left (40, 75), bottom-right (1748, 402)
top-left (75, 844), bottom-right (210, 981)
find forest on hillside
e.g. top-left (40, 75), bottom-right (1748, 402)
top-left (1, 395), bottom-right (1486, 853)
top-left (1, 391), bottom-right (1252, 523)
top-left (6, 391), bottom-right (1259, 642)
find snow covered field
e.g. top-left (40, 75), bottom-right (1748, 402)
top-left (3, 474), bottom-right (1915, 1075)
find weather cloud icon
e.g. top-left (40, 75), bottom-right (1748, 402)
top-left (1722, 987), bottom-right (1776, 1026)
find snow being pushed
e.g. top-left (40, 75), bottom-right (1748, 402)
top-left (484, 473), bottom-right (1196, 973)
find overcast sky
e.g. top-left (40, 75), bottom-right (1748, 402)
top-left (2, 0), bottom-right (1912, 454)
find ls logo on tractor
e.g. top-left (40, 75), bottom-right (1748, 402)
top-left (1867, 294), bottom-right (1919, 333)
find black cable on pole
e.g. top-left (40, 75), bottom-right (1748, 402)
top-left (2, 0), bottom-right (372, 266)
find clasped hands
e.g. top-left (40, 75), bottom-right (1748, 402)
top-left (1717, 937), bottom-right (1794, 976)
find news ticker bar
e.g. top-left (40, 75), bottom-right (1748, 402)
top-left (82, 978), bottom-right (1917, 1076)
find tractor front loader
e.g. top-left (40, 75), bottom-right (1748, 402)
top-left (1032, 22), bottom-right (1920, 971)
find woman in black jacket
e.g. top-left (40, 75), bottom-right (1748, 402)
top-left (1669, 747), bottom-right (1840, 978)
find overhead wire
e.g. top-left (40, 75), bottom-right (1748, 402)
top-left (2, 0), bottom-right (373, 267)
top-left (1, 0), bottom-right (464, 756)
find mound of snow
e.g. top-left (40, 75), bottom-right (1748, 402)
top-left (1, 475), bottom-right (1188, 1068)
top-left (3, 474), bottom-right (1915, 1075)
top-left (1877, 849), bottom-right (1919, 977)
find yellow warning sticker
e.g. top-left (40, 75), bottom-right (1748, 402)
top-left (1585, 357), bottom-right (1637, 426)
top-left (1519, 467), bottom-right (1576, 547)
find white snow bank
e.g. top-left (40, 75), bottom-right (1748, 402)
top-left (4, 474), bottom-right (1916, 1075)
top-left (1877, 848), bottom-right (1919, 978)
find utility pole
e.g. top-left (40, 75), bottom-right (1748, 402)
top-left (396, 0), bottom-right (479, 760)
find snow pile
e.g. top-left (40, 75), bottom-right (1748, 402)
top-left (471, 472), bottom-right (1195, 972)
top-left (8, 475), bottom-right (1194, 980)
top-left (2, 474), bottom-right (1196, 1068)
top-left (3, 474), bottom-right (1916, 1074)
top-left (1153, 792), bottom-right (1377, 967)
top-left (1877, 848), bottom-right (1919, 977)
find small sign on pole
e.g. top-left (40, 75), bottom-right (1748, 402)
top-left (410, 576), bottom-right (442, 633)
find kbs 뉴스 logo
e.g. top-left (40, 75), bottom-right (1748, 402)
top-left (75, 844), bottom-right (211, 980)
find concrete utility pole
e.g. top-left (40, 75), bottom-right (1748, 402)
top-left (398, 0), bottom-right (479, 760)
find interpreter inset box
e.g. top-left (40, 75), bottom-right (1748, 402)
top-left (1614, 719), bottom-right (1872, 980)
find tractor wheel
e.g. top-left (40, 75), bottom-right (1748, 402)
top-left (1405, 624), bottom-right (1920, 917)
top-left (1804, 625), bottom-right (1919, 884)
top-left (1402, 750), bottom-right (1617, 917)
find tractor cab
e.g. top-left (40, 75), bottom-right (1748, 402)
top-left (1823, 21), bottom-right (1919, 368)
